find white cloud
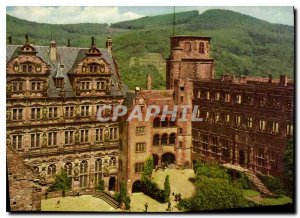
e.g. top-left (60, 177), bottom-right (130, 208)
top-left (7, 6), bottom-right (144, 24)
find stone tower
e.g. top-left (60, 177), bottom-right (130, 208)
top-left (166, 36), bottom-right (214, 89)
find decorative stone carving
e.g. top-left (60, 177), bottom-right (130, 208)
top-left (42, 132), bottom-right (47, 147)
top-left (75, 130), bottom-right (79, 143)
top-left (42, 107), bottom-right (47, 120)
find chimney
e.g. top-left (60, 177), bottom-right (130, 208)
top-left (49, 40), bottom-right (57, 62)
top-left (67, 39), bottom-right (71, 47)
top-left (135, 87), bottom-right (141, 94)
top-left (280, 74), bottom-right (288, 86)
top-left (8, 36), bottom-right (12, 45)
top-left (146, 74), bottom-right (152, 90)
top-left (106, 36), bottom-right (113, 54)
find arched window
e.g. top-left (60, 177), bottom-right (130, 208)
top-left (199, 42), bottom-right (205, 54)
top-left (161, 117), bottom-right (169, 127)
top-left (153, 117), bottom-right (160, 128)
top-left (184, 42), bottom-right (191, 52)
top-left (47, 164), bottom-right (56, 175)
top-left (169, 133), bottom-right (176, 144)
top-left (95, 159), bottom-right (102, 172)
top-left (80, 160), bottom-right (88, 174)
top-left (64, 162), bottom-right (72, 176)
top-left (161, 133), bottom-right (168, 145)
top-left (169, 119), bottom-right (176, 127)
top-left (153, 134), bottom-right (160, 146)
top-left (110, 157), bottom-right (117, 166)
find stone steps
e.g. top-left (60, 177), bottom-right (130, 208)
top-left (93, 192), bottom-right (119, 209)
top-left (244, 171), bottom-right (274, 197)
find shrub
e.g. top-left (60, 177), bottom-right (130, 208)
top-left (257, 173), bottom-right (285, 195)
top-left (141, 177), bottom-right (167, 203)
top-left (164, 175), bottom-right (171, 202)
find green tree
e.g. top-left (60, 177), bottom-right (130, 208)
top-left (177, 177), bottom-right (246, 211)
top-left (49, 168), bottom-right (71, 197)
top-left (96, 179), bottom-right (105, 192)
top-left (164, 175), bottom-right (171, 202)
top-left (119, 180), bottom-right (131, 209)
top-left (284, 139), bottom-right (294, 195)
top-left (142, 156), bottom-right (154, 181)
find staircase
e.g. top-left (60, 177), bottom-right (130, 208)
top-left (93, 191), bottom-right (120, 209)
top-left (222, 163), bottom-right (274, 197)
top-left (244, 171), bottom-right (274, 197)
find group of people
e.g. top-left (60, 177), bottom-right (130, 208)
top-left (173, 192), bottom-right (182, 202)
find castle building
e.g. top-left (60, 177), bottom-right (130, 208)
top-left (6, 35), bottom-right (126, 192)
top-left (6, 33), bottom-right (294, 201)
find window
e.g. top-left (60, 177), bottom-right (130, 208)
top-left (80, 129), bottom-right (89, 143)
top-left (214, 113), bottom-right (220, 123)
top-left (11, 82), bottom-right (24, 92)
top-left (65, 131), bottom-right (74, 145)
top-left (259, 120), bottom-right (266, 132)
top-left (65, 106), bottom-right (74, 118)
top-left (48, 107), bottom-right (58, 119)
top-left (31, 108), bottom-right (42, 120)
top-left (184, 42), bottom-right (191, 52)
top-left (180, 96), bottom-right (184, 103)
top-left (30, 133), bottom-right (40, 148)
top-left (169, 133), bottom-right (176, 144)
top-left (31, 81), bottom-right (42, 91)
top-left (108, 127), bottom-right (119, 140)
top-left (203, 111), bottom-right (209, 122)
top-left (81, 81), bottom-right (91, 90)
top-left (271, 122), bottom-right (279, 134)
top-left (135, 142), bottom-right (146, 152)
top-left (287, 124), bottom-right (293, 136)
top-left (12, 108), bottom-right (23, 120)
top-left (225, 94), bottom-right (231, 102)
top-left (256, 148), bottom-right (265, 167)
top-left (199, 42), bottom-right (205, 54)
top-left (136, 126), bottom-right (145, 135)
top-left (201, 135), bottom-right (208, 150)
top-left (48, 132), bottom-right (58, 146)
top-left (95, 128), bottom-right (104, 142)
top-left (64, 162), bottom-right (72, 176)
top-left (80, 161), bottom-right (88, 188)
top-left (12, 135), bottom-right (22, 149)
top-left (179, 141), bottom-right (183, 148)
top-left (211, 136), bottom-right (218, 153)
top-left (221, 140), bottom-right (229, 158)
top-left (153, 134), bottom-right (160, 146)
top-left (48, 164), bottom-right (56, 175)
top-left (235, 115), bottom-right (241, 127)
top-left (81, 106), bottom-right (90, 117)
top-left (206, 91), bottom-right (210, 100)
top-left (135, 163), bottom-right (144, 173)
top-left (179, 128), bottom-right (183, 135)
top-left (225, 114), bottom-right (230, 124)
top-left (153, 117), bottom-right (160, 128)
top-left (96, 81), bottom-right (106, 90)
top-left (161, 134), bottom-right (168, 145)
top-left (197, 91), bottom-right (201, 99)
top-left (236, 94), bottom-right (242, 104)
top-left (21, 63), bottom-right (33, 73)
top-left (215, 92), bottom-right (220, 101)
top-left (94, 159), bottom-right (102, 185)
top-left (247, 118), bottom-right (253, 129)
top-left (88, 64), bottom-right (99, 73)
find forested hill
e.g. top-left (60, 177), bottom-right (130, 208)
top-left (6, 9), bottom-right (294, 90)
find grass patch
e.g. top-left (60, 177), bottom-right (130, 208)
top-left (261, 196), bottom-right (292, 206)
top-left (243, 189), bottom-right (260, 198)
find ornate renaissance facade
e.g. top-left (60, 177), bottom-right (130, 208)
top-left (6, 35), bottom-right (125, 192)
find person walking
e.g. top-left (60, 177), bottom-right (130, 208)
top-left (144, 203), bottom-right (148, 212)
top-left (56, 200), bottom-right (61, 208)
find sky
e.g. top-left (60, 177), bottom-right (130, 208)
top-left (6, 6), bottom-right (294, 26)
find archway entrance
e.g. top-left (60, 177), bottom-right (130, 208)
top-left (152, 154), bottom-right (159, 167)
top-left (161, 152), bottom-right (175, 166)
top-left (108, 177), bottom-right (116, 191)
top-left (132, 180), bottom-right (143, 193)
top-left (239, 150), bottom-right (246, 166)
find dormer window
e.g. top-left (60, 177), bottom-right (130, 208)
top-left (199, 42), bottom-right (205, 54)
top-left (12, 81), bottom-right (24, 92)
top-left (96, 81), bottom-right (106, 90)
top-left (21, 62), bottom-right (34, 73)
top-left (81, 81), bottom-right (91, 90)
top-left (88, 64), bottom-right (99, 73)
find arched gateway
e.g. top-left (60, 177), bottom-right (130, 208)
top-left (161, 152), bottom-right (176, 165)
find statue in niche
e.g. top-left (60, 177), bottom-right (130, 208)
top-left (40, 167), bottom-right (47, 182)
top-left (6, 107), bottom-right (11, 121)
top-left (42, 132), bottom-right (47, 147)
top-left (42, 107), bottom-right (47, 120)
top-left (73, 163), bottom-right (79, 178)
top-left (75, 105), bottom-right (80, 117)
top-left (6, 133), bottom-right (11, 146)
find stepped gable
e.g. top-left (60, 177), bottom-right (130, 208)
top-left (7, 145), bottom-right (42, 211)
